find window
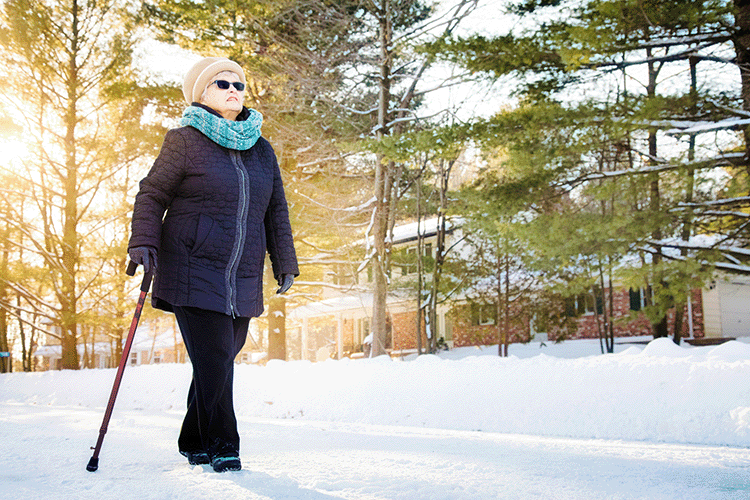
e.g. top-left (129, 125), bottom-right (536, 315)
top-left (396, 243), bottom-right (435, 276)
top-left (332, 264), bottom-right (356, 286)
top-left (404, 247), bottom-right (418, 275)
top-left (478, 304), bottom-right (496, 325)
top-left (441, 312), bottom-right (453, 341)
top-left (629, 288), bottom-right (648, 311)
top-left (130, 351), bottom-right (138, 366)
top-left (565, 293), bottom-right (604, 317)
top-left (471, 303), bottom-right (496, 326)
top-left (356, 317), bottom-right (370, 346)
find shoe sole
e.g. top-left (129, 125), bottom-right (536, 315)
top-left (180, 451), bottom-right (210, 465)
top-left (212, 456), bottom-right (242, 473)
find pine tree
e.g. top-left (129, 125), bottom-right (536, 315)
top-left (142, 0), bottom-right (482, 358)
top-left (431, 0), bottom-right (748, 342)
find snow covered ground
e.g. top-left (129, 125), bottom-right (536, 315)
top-left (2, 337), bottom-right (750, 499)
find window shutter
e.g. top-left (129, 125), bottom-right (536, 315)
top-left (629, 288), bottom-right (641, 311)
top-left (564, 297), bottom-right (576, 317)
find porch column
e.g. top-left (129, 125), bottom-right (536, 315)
top-left (337, 315), bottom-right (344, 360)
top-left (301, 317), bottom-right (309, 361)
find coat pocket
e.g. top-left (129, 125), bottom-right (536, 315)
top-left (191, 213), bottom-right (215, 257)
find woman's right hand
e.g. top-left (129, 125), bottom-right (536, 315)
top-left (128, 246), bottom-right (158, 273)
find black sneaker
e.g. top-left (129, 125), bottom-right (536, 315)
top-left (180, 450), bottom-right (210, 465)
top-left (211, 454), bottom-right (242, 473)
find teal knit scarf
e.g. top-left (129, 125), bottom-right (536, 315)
top-left (181, 105), bottom-right (263, 150)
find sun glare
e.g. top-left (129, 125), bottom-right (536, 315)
top-left (1, 138), bottom-right (31, 165)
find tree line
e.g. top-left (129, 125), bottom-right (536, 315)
top-left (433, 0), bottom-right (750, 353)
top-left (0, 0), bottom-right (747, 370)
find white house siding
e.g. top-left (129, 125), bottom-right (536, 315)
top-left (702, 285), bottom-right (722, 337)
top-left (718, 277), bottom-right (750, 337)
top-left (703, 275), bottom-right (750, 338)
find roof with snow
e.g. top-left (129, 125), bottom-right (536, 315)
top-left (288, 291), bottom-right (414, 319)
top-left (355, 216), bottom-right (463, 247)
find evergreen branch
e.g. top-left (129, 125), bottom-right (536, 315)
top-left (573, 153), bottom-right (743, 185)
top-left (679, 196), bottom-right (750, 208)
top-left (642, 247), bottom-right (750, 275)
top-left (616, 31), bottom-right (731, 51)
top-left (594, 41), bottom-right (730, 70)
top-left (646, 240), bottom-right (750, 259)
top-left (693, 211), bottom-right (750, 219)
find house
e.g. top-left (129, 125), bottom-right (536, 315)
top-left (702, 274), bottom-right (750, 338)
top-left (287, 290), bottom-right (452, 360)
top-left (287, 218), bottom-right (750, 360)
top-left (287, 218), bottom-right (456, 360)
top-left (34, 311), bottom-right (268, 370)
top-left (34, 318), bottom-right (186, 370)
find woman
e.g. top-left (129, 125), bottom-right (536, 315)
top-left (128, 57), bottom-right (299, 473)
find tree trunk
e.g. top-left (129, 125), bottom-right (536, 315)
top-left (0, 292), bottom-right (8, 374)
top-left (59, 0), bottom-right (81, 369)
top-left (19, 300), bottom-right (30, 370)
top-left (112, 257), bottom-right (128, 366)
top-left (371, 0), bottom-right (394, 357)
top-left (415, 176), bottom-right (424, 355)
top-left (673, 56), bottom-right (700, 346)
top-left (427, 160), bottom-right (452, 354)
top-left (0, 217), bottom-right (9, 373)
top-left (496, 250), bottom-right (504, 357)
top-left (645, 46), bottom-right (669, 339)
top-left (607, 269), bottom-right (615, 353)
top-left (268, 296), bottom-right (286, 361)
top-left (734, 0), bottom-right (750, 172)
top-left (503, 253), bottom-right (510, 357)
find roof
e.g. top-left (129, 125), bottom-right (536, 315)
top-left (34, 326), bottom-right (181, 358)
top-left (354, 216), bottom-right (463, 247)
top-left (288, 291), bottom-right (414, 320)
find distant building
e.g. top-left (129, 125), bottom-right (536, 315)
top-left (34, 318), bottom-right (186, 370)
top-left (34, 312), bottom-right (267, 371)
top-left (287, 218), bottom-right (750, 360)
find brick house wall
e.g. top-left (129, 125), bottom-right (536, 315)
top-left (390, 310), bottom-right (427, 351)
top-left (292, 287), bottom-right (706, 360)
top-left (551, 288), bottom-right (704, 341)
top-left (385, 287), bottom-right (705, 351)
top-left (388, 304), bottom-right (531, 351)
top-left (449, 303), bottom-right (531, 347)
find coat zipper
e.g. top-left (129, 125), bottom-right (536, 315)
top-left (227, 150), bottom-right (250, 317)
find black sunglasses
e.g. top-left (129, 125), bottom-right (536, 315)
top-left (211, 79), bottom-right (245, 91)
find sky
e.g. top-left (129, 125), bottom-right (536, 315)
top-left (2, 336), bottom-right (750, 499)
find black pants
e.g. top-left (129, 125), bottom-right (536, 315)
top-left (173, 306), bottom-right (249, 459)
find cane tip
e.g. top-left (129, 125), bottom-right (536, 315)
top-left (86, 457), bottom-right (99, 472)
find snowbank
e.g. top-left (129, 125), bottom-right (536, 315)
top-left (2, 337), bottom-right (750, 447)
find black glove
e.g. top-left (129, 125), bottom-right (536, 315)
top-left (276, 274), bottom-right (294, 294)
top-left (128, 246), bottom-right (158, 273)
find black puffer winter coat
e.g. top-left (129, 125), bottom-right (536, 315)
top-left (129, 105), bottom-right (299, 318)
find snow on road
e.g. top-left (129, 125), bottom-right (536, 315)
top-left (2, 404), bottom-right (749, 500)
top-left (2, 337), bottom-right (750, 499)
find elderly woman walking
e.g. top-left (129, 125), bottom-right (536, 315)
top-left (128, 57), bottom-right (299, 472)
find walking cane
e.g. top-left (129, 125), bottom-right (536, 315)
top-left (86, 260), bottom-right (153, 472)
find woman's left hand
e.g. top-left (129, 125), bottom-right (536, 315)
top-left (276, 274), bottom-right (294, 294)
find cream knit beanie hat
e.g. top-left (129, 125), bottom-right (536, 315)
top-left (182, 57), bottom-right (246, 105)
